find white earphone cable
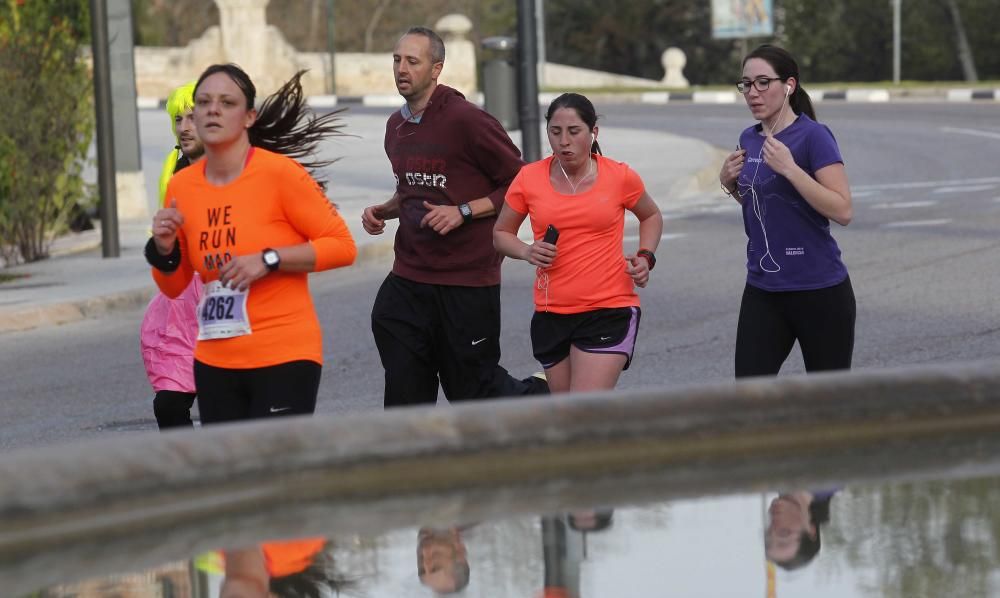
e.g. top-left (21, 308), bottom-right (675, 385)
top-left (741, 90), bottom-right (792, 274)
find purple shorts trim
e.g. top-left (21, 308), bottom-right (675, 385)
top-left (577, 306), bottom-right (641, 369)
top-left (532, 306), bottom-right (642, 371)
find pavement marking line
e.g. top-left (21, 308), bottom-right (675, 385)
top-left (881, 219), bottom-right (952, 229)
top-left (932, 184), bottom-right (997, 194)
top-left (853, 177), bottom-right (1000, 192)
top-left (517, 233), bottom-right (686, 243)
top-left (869, 200), bottom-right (938, 209)
top-left (624, 233), bottom-right (685, 242)
top-left (641, 92), bottom-right (670, 104)
top-left (940, 126), bottom-right (1000, 141)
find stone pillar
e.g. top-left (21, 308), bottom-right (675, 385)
top-left (661, 47), bottom-right (689, 88)
top-left (215, 0), bottom-right (272, 89)
top-left (435, 14), bottom-right (477, 99)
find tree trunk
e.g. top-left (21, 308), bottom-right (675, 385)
top-left (364, 0), bottom-right (393, 53)
top-left (943, 0), bottom-right (978, 82)
top-left (307, 0), bottom-right (321, 51)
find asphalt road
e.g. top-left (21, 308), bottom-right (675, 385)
top-left (1, 102), bottom-right (997, 451)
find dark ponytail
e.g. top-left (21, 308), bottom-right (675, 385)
top-left (195, 64), bottom-right (346, 188)
top-left (267, 541), bottom-right (360, 597)
top-left (545, 92), bottom-right (602, 155)
top-left (743, 45), bottom-right (817, 121)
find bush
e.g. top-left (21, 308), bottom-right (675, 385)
top-left (0, 0), bottom-right (94, 265)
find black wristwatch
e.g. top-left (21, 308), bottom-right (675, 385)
top-left (458, 203), bottom-right (473, 224)
top-left (636, 248), bottom-right (656, 271)
top-left (262, 248), bottom-right (280, 272)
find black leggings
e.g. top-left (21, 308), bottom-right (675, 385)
top-left (371, 273), bottom-right (547, 408)
top-left (193, 360), bottom-right (322, 424)
top-left (153, 390), bottom-right (197, 430)
top-left (735, 277), bottom-right (856, 378)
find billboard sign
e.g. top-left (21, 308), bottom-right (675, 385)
top-left (712, 0), bottom-right (774, 39)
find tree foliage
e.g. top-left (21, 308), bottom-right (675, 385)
top-left (0, 0), bottom-right (94, 265)
top-left (830, 477), bottom-right (1000, 598)
top-left (128, 0), bottom-right (1000, 85)
top-left (779, 0), bottom-right (985, 82)
top-left (130, 0), bottom-right (998, 84)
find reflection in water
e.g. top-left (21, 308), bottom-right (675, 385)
top-left (764, 490), bottom-right (837, 570)
top-left (417, 527), bottom-right (470, 594)
top-left (213, 538), bottom-right (356, 597)
top-left (833, 477), bottom-right (1000, 598)
top-left (30, 477), bottom-right (1000, 597)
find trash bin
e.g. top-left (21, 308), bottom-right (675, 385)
top-left (481, 36), bottom-right (518, 131)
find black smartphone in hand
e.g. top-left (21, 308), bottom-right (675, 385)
top-left (543, 224), bottom-right (559, 245)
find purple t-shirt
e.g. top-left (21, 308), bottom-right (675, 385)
top-left (736, 114), bottom-right (849, 291)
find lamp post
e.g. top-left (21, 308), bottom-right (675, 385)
top-left (516, 0), bottom-right (541, 162)
top-left (90, 0), bottom-right (119, 258)
top-left (892, 0), bottom-right (901, 84)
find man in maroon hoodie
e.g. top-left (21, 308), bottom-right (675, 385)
top-left (362, 26), bottom-right (548, 408)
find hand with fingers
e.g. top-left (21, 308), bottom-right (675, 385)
top-left (625, 254), bottom-right (650, 288)
top-left (761, 135), bottom-right (796, 178)
top-left (420, 201), bottom-right (464, 235)
top-left (720, 147), bottom-right (746, 196)
top-left (525, 240), bottom-right (557, 268)
top-left (152, 198), bottom-right (184, 255)
top-left (362, 204), bottom-right (387, 235)
top-left (218, 252), bottom-right (270, 292)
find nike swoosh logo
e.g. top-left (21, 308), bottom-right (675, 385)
top-left (600, 336), bottom-right (612, 341)
top-left (471, 337), bottom-right (487, 346)
top-left (269, 406), bottom-right (291, 413)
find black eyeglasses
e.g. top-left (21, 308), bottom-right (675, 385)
top-left (736, 77), bottom-right (783, 94)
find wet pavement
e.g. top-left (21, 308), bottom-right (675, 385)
top-left (21, 473), bottom-right (1000, 597)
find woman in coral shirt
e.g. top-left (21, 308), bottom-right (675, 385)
top-left (494, 93), bottom-right (663, 395)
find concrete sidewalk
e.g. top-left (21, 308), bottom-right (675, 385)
top-left (0, 112), bottom-right (724, 334)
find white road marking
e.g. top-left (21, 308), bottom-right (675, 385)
top-left (624, 233), bottom-right (685, 242)
top-left (870, 200), bottom-right (938, 209)
top-left (932, 184), bottom-right (997, 194)
top-left (940, 126), bottom-right (1000, 141)
top-left (517, 232), bottom-right (685, 243)
top-left (881, 219), bottom-right (952, 228)
top-left (853, 177), bottom-right (1000, 192)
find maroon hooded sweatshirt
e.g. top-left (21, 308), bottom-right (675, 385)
top-left (384, 84), bottom-right (525, 287)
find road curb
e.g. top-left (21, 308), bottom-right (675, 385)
top-left (0, 287), bottom-right (157, 334)
top-left (0, 238), bottom-right (397, 335)
top-left (137, 87), bottom-right (995, 111)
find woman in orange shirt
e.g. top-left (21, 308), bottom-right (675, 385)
top-left (221, 538), bottom-right (356, 597)
top-left (494, 93), bottom-right (663, 394)
top-left (146, 64), bottom-right (356, 423)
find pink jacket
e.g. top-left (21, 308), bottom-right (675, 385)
top-left (140, 274), bottom-right (202, 393)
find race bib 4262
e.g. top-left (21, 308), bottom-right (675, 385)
top-left (197, 280), bottom-right (252, 340)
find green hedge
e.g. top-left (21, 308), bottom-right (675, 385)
top-left (0, 0), bottom-right (94, 265)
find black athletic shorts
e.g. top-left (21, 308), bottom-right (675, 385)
top-left (530, 306), bottom-right (641, 370)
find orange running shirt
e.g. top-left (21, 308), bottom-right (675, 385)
top-left (152, 148), bottom-right (356, 368)
top-left (505, 155), bottom-right (645, 314)
top-left (261, 538), bottom-right (327, 578)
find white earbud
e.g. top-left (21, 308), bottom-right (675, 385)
top-left (785, 85), bottom-right (792, 97)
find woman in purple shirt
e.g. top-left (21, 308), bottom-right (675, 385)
top-left (719, 45), bottom-right (855, 377)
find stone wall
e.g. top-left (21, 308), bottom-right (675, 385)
top-left (133, 3), bottom-right (477, 100)
top-left (132, 2), bottom-right (688, 101)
